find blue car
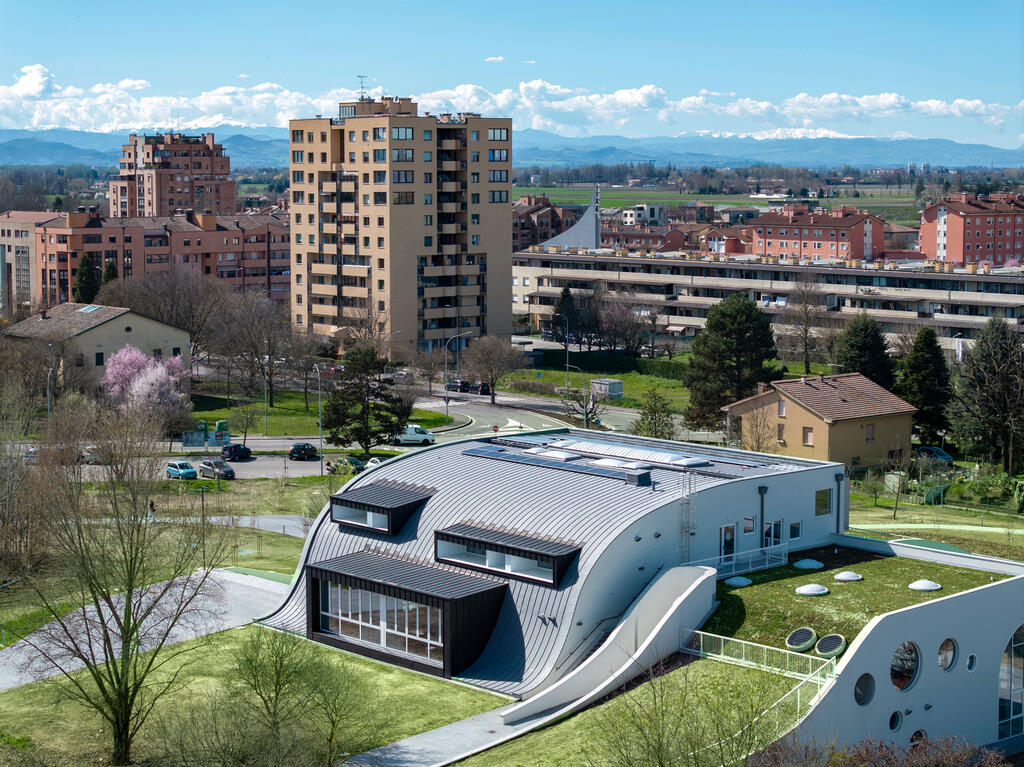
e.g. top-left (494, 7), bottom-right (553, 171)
top-left (915, 446), bottom-right (954, 466)
top-left (166, 460), bottom-right (198, 479)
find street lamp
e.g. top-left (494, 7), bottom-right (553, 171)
top-left (567, 363), bottom-right (592, 429)
top-left (46, 343), bottom-right (54, 420)
top-left (263, 339), bottom-right (269, 437)
top-left (443, 330), bottom-right (472, 423)
top-left (554, 312), bottom-right (570, 397)
top-left (314, 363), bottom-right (323, 476)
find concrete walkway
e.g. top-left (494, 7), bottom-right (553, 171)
top-left (855, 522), bottom-right (1024, 535)
top-left (0, 569), bottom-right (289, 692)
top-left (348, 703), bottom-right (555, 767)
top-left (210, 513), bottom-right (312, 538)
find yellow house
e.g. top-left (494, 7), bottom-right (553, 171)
top-left (722, 373), bottom-right (916, 470)
top-left (3, 302), bottom-right (190, 389)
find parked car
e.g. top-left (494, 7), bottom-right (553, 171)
top-left (328, 456), bottom-right (365, 475)
top-left (221, 444), bottom-right (252, 462)
top-left (365, 457), bottom-right (386, 469)
top-left (392, 425), bottom-right (436, 446)
top-left (23, 447), bottom-right (38, 465)
top-left (198, 459), bottom-right (235, 479)
top-left (445, 379), bottom-right (470, 392)
top-left (289, 442), bottom-right (318, 461)
top-left (540, 330), bottom-right (554, 341)
top-left (916, 445), bottom-right (954, 466)
top-left (82, 444), bottom-right (109, 465)
top-left (470, 380), bottom-right (491, 395)
top-left (166, 460), bottom-right (198, 480)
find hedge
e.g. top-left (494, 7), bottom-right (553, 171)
top-left (508, 379), bottom-right (560, 395)
top-left (537, 350), bottom-right (687, 380)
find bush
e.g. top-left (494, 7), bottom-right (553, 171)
top-left (538, 349), bottom-right (639, 373)
top-left (637, 357), bottom-right (688, 379)
top-left (508, 379), bottom-right (559, 395)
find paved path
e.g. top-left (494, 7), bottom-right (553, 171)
top-left (0, 569), bottom-right (289, 692)
top-left (856, 522), bottom-right (1024, 535)
top-left (210, 513), bottom-right (312, 538)
top-left (349, 704), bottom-right (553, 767)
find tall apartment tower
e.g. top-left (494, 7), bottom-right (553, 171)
top-left (109, 133), bottom-right (237, 217)
top-left (288, 97), bottom-right (512, 357)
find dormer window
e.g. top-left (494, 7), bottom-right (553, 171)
top-left (435, 524), bottom-right (581, 587)
top-left (331, 482), bottom-right (433, 535)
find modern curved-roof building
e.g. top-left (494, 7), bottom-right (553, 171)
top-left (265, 429), bottom-right (848, 697)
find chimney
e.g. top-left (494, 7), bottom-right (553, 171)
top-left (40, 309), bottom-right (47, 320)
top-left (800, 376), bottom-right (807, 385)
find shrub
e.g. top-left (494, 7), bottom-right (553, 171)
top-left (508, 379), bottom-right (559, 395)
top-left (637, 357), bottom-right (688, 379)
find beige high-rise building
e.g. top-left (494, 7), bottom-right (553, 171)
top-left (109, 133), bottom-right (237, 218)
top-left (288, 97), bottom-right (512, 357)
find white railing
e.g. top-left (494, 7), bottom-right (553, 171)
top-left (685, 542), bottom-right (788, 578)
top-left (680, 629), bottom-right (835, 681)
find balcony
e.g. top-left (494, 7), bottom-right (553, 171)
top-left (309, 282), bottom-right (337, 297)
top-left (422, 264), bottom-right (457, 278)
top-left (341, 263), bottom-right (371, 277)
top-left (439, 181), bottom-right (461, 193)
top-left (439, 223), bottom-right (459, 235)
top-left (440, 202), bottom-right (460, 214)
top-left (439, 161), bottom-right (460, 172)
top-left (439, 139), bottom-right (462, 151)
top-left (441, 244), bottom-right (462, 256)
top-left (341, 285), bottom-right (369, 298)
top-left (423, 286), bottom-right (458, 299)
top-left (320, 243), bottom-right (338, 255)
top-left (310, 261), bottom-right (337, 276)
top-left (457, 284), bottom-right (482, 297)
top-left (321, 202), bottom-right (337, 214)
top-left (423, 306), bottom-right (460, 320)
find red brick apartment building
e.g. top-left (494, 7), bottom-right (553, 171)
top-left (512, 195), bottom-right (578, 250)
top-left (109, 133), bottom-right (236, 218)
top-left (919, 193), bottom-right (1024, 266)
top-left (33, 209), bottom-right (288, 307)
top-left (750, 204), bottom-right (884, 261)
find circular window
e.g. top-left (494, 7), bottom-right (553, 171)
top-left (889, 711), bottom-right (902, 732)
top-left (937, 638), bottom-right (957, 671)
top-left (890, 641), bottom-right (921, 691)
top-left (910, 729), bottom-right (927, 746)
top-left (967, 654), bottom-right (977, 671)
top-left (125, 326), bottom-right (132, 333)
top-left (854, 673), bottom-right (875, 706)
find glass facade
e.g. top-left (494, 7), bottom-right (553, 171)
top-left (319, 581), bottom-right (443, 666)
top-left (999, 624), bottom-right (1024, 740)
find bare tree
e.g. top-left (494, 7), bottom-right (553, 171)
top-left (740, 407), bottom-right (778, 453)
top-left (889, 323), bottom-right (918, 361)
top-left (413, 349), bottom-right (445, 396)
top-left (212, 291), bottom-right (291, 407)
top-left (392, 383), bottom-right (420, 426)
top-left (306, 652), bottom-right (379, 766)
top-left (287, 330), bottom-right (328, 411)
top-left (562, 388), bottom-right (608, 429)
top-left (782, 273), bottom-right (825, 375)
top-left (12, 404), bottom-right (230, 765)
top-left (232, 628), bottom-right (317, 741)
top-left (462, 336), bottom-right (528, 405)
top-left (0, 382), bottom-right (45, 575)
top-left (231, 398), bottom-right (261, 446)
top-left (602, 297), bottom-right (646, 356)
top-left (860, 470), bottom-right (885, 507)
top-left (752, 735), bottom-right (1009, 767)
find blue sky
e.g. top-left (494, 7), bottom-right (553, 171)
top-left (1, 0), bottom-right (1022, 145)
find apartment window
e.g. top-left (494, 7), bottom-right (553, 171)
top-left (296, 254), bottom-right (302, 264)
top-left (291, 150), bottom-right (304, 162)
top-left (424, 193), bottom-right (432, 204)
top-left (487, 128), bottom-right (508, 141)
top-left (743, 517), bottom-right (755, 534)
top-left (95, 352), bottom-right (105, 367)
top-left (470, 151), bottom-right (479, 162)
top-left (865, 423), bottom-right (875, 442)
top-left (374, 171), bottom-right (387, 183)
top-left (489, 170), bottom-right (508, 182)
top-left (307, 153), bottom-right (314, 162)
top-left (296, 314), bottom-right (303, 324)
top-left (363, 173), bottom-right (370, 183)
top-left (470, 130), bottom-right (480, 141)
top-left (471, 173), bottom-right (479, 183)
top-left (471, 193), bottom-right (480, 204)
top-left (363, 237), bottom-right (370, 246)
top-left (802, 426), bottom-right (814, 446)
top-left (295, 233), bottom-right (302, 243)
top-left (348, 131), bottom-right (355, 141)
top-left (423, 172), bottom-right (432, 183)
top-left (362, 130), bottom-right (369, 141)
top-left (320, 152), bottom-right (327, 162)
top-left (815, 489), bottom-right (832, 516)
top-left (423, 151), bottom-right (432, 162)
top-left (292, 191), bottom-right (304, 203)
top-left (373, 127), bottom-right (386, 140)
top-left (391, 127), bottom-right (413, 140)
top-left (349, 152), bottom-right (356, 162)
top-left (392, 149), bottom-right (414, 162)
top-left (309, 234), bottom-right (315, 244)
top-left (376, 237), bottom-right (384, 248)
top-left (295, 274), bottom-right (302, 284)
top-left (423, 129), bottom-right (432, 140)
top-left (488, 191), bottom-right (508, 203)
top-left (394, 170), bottom-right (414, 183)
top-left (291, 130), bottom-right (304, 142)
top-left (373, 149), bottom-right (386, 162)
top-left (777, 423), bottom-right (785, 442)
top-left (777, 399), bottom-right (786, 417)
top-left (374, 192), bottom-right (387, 204)
top-left (377, 216), bottom-right (385, 226)
top-left (471, 214), bottom-right (479, 225)
top-left (320, 131), bottom-right (327, 142)
top-left (424, 236), bottom-right (433, 247)
top-left (424, 215), bottom-right (433, 225)
top-left (377, 279), bottom-right (385, 290)
top-left (469, 234), bottom-right (479, 246)
top-left (789, 522), bottom-right (802, 540)
top-left (292, 171), bottom-right (305, 183)
top-left (392, 191), bottom-right (414, 204)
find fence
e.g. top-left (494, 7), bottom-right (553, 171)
top-left (680, 629), bottom-right (834, 681)
top-left (685, 542), bottom-right (788, 578)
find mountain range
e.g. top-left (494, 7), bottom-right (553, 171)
top-left (0, 127), bottom-right (1020, 170)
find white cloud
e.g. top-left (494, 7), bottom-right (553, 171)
top-left (522, 59), bottom-right (537, 65)
top-left (484, 56), bottom-right (506, 63)
top-left (237, 73), bottom-right (251, 79)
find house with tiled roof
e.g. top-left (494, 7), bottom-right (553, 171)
top-left (919, 192), bottom-right (1024, 266)
top-left (722, 373), bottom-right (916, 469)
top-left (750, 204), bottom-right (884, 261)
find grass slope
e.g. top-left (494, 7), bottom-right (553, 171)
top-left (0, 625), bottom-right (504, 760)
top-left (504, 367), bottom-right (690, 412)
top-left (702, 547), bottom-right (1003, 649)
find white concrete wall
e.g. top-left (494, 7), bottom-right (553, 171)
top-left (791, 574), bottom-right (1024, 754)
top-left (502, 565), bottom-right (716, 724)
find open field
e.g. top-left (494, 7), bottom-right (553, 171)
top-left (503, 366), bottom-right (689, 412)
top-left (154, 473), bottom-right (357, 518)
top-left (702, 546), bottom-right (1003, 650)
top-left (0, 625), bottom-right (504, 761)
top-left (192, 389), bottom-right (451, 437)
top-left (456, 658), bottom-right (794, 767)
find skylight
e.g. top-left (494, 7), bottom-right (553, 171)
top-left (78, 305), bottom-right (102, 313)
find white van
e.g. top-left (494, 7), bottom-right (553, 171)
top-left (392, 424), bottom-right (436, 446)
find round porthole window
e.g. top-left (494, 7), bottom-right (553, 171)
top-left (910, 729), bottom-right (927, 746)
top-left (967, 654), bottom-right (977, 671)
top-left (937, 638), bottom-right (957, 671)
top-left (854, 673), bottom-right (875, 706)
top-left (889, 711), bottom-right (902, 732)
top-left (890, 641), bottom-right (921, 691)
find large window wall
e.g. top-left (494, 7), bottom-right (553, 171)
top-left (319, 581), bottom-right (443, 666)
top-left (999, 624), bottom-right (1024, 740)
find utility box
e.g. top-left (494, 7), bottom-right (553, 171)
top-left (591, 378), bottom-right (623, 399)
top-left (884, 471), bottom-right (908, 494)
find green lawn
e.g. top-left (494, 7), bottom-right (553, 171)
top-left (0, 625), bottom-right (504, 761)
top-left (191, 389), bottom-right (450, 437)
top-left (702, 546), bottom-right (1003, 650)
top-left (456, 659), bottom-right (794, 767)
top-left (503, 367), bottom-right (690, 412)
top-left (154, 474), bottom-right (373, 518)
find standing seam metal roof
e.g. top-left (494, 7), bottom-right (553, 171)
top-left (310, 551), bottom-right (505, 600)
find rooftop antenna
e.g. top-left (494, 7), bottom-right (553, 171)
top-left (357, 75), bottom-right (369, 102)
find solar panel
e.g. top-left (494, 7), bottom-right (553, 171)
top-left (815, 634), bottom-right (846, 656)
top-left (463, 445), bottom-right (650, 485)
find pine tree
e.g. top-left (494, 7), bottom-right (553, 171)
top-left (322, 346), bottom-right (405, 457)
top-left (552, 286), bottom-right (577, 343)
top-left (683, 293), bottom-right (776, 429)
top-left (834, 314), bottom-right (895, 390)
top-left (73, 252), bottom-right (102, 304)
top-left (897, 327), bottom-right (951, 444)
top-left (102, 258), bottom-right (118, 285)
top-left (631, 387), bottom-right (676, 440)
